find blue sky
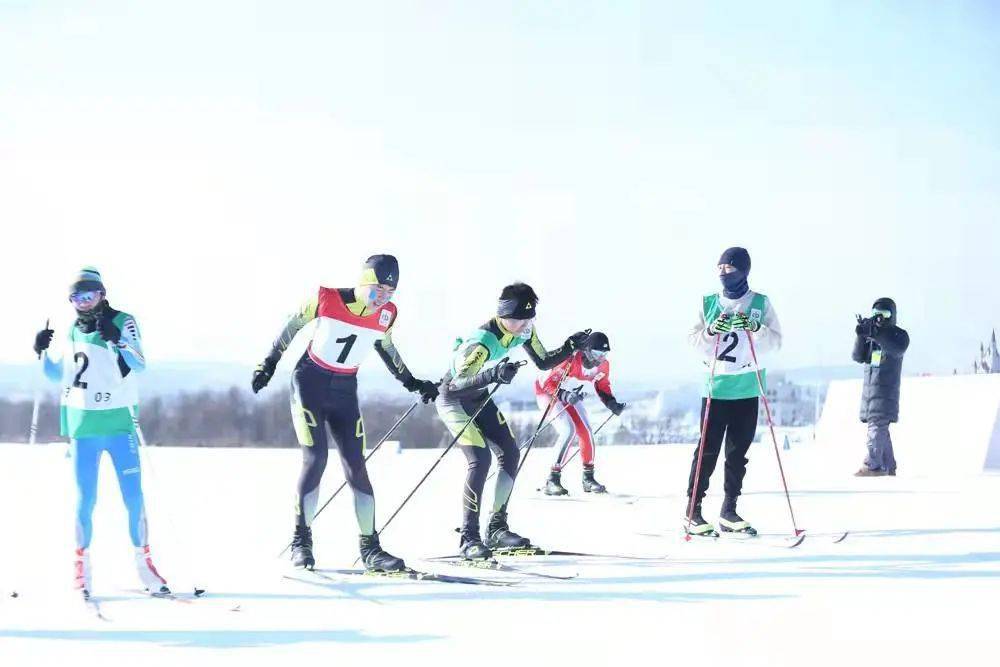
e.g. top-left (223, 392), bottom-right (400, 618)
top-left (2, 1), bottom-right (998, 385)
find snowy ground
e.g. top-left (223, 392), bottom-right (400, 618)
top-left (1, 440), bottom-right (998, 666)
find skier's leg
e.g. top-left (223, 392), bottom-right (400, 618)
top-left (327, 392), bottom-right (374, 535)
top-left (687, 397), bottom-right (729, 505)
top-left (71, 437), bottom-right (102, 550)
top-left (107, 431), bottom-right (147, 547)
top-left (543, 403), bottom-right (574, 495)
top-left (106, 431), bottom-right (168, 592)
top-left (71, 437), bottom-right (101, 594)
top-left (438, 396), bottom-right (492, 558)
top-left (863, 422), bottom-right (882, 471)
top-left (722, 397), bottom-right (759, 502)
top-left (720, 397), bottom-right (759, 532)
top-left (290, 367), bottom-right (331, 529)
top-left (480, 402), bottom-right (531, 548)
top-left (328, 388), bottom-right (404, 571)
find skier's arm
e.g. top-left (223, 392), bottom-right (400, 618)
top-left (749, 299), bottom-right (782, 354)
top-left (539, 360), bottom-right (572, 397)
top-left (444, 343), bottom-right (499, 396)
top-left (851, 334), bottom-right (869, 364)
top-left (116, 316), bottom-right (146, 373)
top-left (42, 352), bottom-right (63, 383)
top-left (872, 325), bottom-right (909, 357)
top-left (523, 328), bottom-right (574, 370)
top-left (594, 361), bottom-right (616, 406)
top-left (263, 297), bottom-right (319, 367)
top-left (688, 308), bottom-right (717, 356)
top-left (374, 325), bottom-right (416, 387)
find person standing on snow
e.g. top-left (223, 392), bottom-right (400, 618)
top-left (251, 254), bottom-right (439, 572)
top-left (685, 248), bottom-right (782, 537)
top-left (538, 332), bottom-right (626, 496)
top-left (33, 267), bottom-right (170, 599)
top-left (852, 298), bottom-right (909, 477)
top-left (436, 282), bottom-right (591, 560)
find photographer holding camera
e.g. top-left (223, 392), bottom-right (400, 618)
top-left (852, 298), bottom-right (910, 477)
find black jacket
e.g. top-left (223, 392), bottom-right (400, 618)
top-left (853, 323), bottom-right (909, 423)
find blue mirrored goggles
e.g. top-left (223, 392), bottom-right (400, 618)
top-left (70, 291), bottom-right (101, 306)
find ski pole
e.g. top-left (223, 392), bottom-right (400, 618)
top-left (746, 330), bottom-right (802, 537)
top-left (512, 362), bottom-right (573, 481)
top-left (685, 332), bottom-right (722, 541)
top-left (560, 410), bottom-right (617, 468)
top-left (277, 399), bottom-right (420, 558)
top-left (28, 318), bottom-right (48, 445)
top-left (375, 371), bottom-right (516, 540)
top-left (483, 387), bottom-right (581, 483)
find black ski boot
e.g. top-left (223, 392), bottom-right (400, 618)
top-left (581, 465), bottom-right (607, 494)
top-left (459, 526), bottom-right (493, 561)
top-left (719, 496), bottom-right (757, 536)
top-left (359, 534), bottom-right (406, 572)
top-left (485, 511), bottom-right (531, 551)
top-left (543, 470), bottom-right (569, 496)
top-left (290, 525), bottom-right (315, 570)
top-left (684, 503), bottom-right (718, 537)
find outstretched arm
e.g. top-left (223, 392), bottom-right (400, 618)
top-left (523, 328), bottom-right (577, 371)
top-left (375, 326), bottom-right (440, 402)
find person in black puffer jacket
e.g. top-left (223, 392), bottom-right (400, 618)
top-left (852, 297), bottom-right (910, 476)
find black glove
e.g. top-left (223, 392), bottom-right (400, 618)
top-left (608, 399), bottom-right (626, 416)
top-left (708, 313), bottom-right (732, 335)
top-left (557, 388), bottom-right (583, 405)
top-left (491, 360), bottom-right (521, 385)
top-left (252, 357), bottom-right (278, 394)
top-left (97, 317), bottom-right (122, 345)
top-left (33, 327), bottom-right (54, 356)
top-left (405, 377), bottom-right (440, 404)
top-left (855, 315), bottom-right (874, 338)
top-left (565, 330), bottom-right (591, 351)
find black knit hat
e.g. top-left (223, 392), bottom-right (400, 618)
top-left (360, 254), bottom-right (399, 288)
top-left (70, 266), bottom-right (105, 294)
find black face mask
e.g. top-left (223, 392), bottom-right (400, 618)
top-left (720, 270), bottom-right (749, 299)
top-left (75, 301), bottom-right (106, 333)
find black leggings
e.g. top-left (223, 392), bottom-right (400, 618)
top-left (437, 395), bottom-right (519, 532)
top-left (290, 356), bottom-right (374, 534)
top-left (687, 396), bottom-right (759, 504)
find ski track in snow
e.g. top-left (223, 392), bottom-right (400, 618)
top-left (1, 443), bottom-right (998, 666)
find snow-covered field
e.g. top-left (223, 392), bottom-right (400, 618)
top-left (1, 440), bottom-right (997, 666)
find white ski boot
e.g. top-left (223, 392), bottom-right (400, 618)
top-left (134, 545), bottom-right (171, 596)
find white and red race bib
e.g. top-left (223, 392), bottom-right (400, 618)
top-left (308, 288), bottom-right (396, 374)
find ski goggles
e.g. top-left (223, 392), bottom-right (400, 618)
top-left (585, 348), bottom-right (608, 362)
top-left (69, 291), bottom-right (101, 306)
top-left (871, 308), bottom-right (892, 321)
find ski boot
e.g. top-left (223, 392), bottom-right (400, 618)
top-left (135, 545), bottom-right (171, 596)
top-left (581, 465), bottom-right (607, 494)
top-left (359, 534), bottom-right (406, 573)
top-left (459, 526), bottom-right (493, 561)
top-left (74, 548), bottom-right (92, 599)
top-left (854, 466), bottom-right (890, 477)
top-left (290, 524), bottom-right (315, 570)
top-left (718, 497), bottom-right (757, 536)
top-left (684, 504), bottom-right (719, 537)
top-left (485, 511), bottom-right (531, 552)
top-left (543, 469), bottom-right (569, 496)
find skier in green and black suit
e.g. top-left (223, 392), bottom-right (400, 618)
top-left (436, 282), bottom-right (590, 560)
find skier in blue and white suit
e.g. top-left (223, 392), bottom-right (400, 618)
top-left (33, 267), bottom-right (170, 598)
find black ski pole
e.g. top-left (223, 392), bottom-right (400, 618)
top-left (511, 363), bottom-right (573, 481)
top-left (278, 399), bottom-right (420, 558)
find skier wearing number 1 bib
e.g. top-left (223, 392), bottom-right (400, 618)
top-left (685, 248), bottom-right (782, 537)
top-left (251, 255), bottom-right (439, 572)
top-left (32, 268), bottom-right (170, 599)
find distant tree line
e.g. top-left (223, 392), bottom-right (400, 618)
top-left (0, 389), bottom-right (562, 449)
